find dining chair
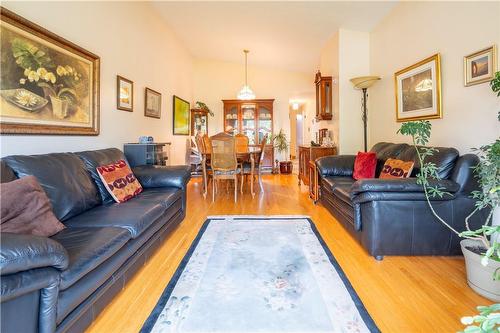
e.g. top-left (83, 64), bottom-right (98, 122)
top-left (210, 133), bottom-right (240, 202)
top-left (234, 133), bottom-right (249, 153)
top-left (195, 134), bottom-right (211, 197)
top-left (240, 134), bottom-right (268, 193)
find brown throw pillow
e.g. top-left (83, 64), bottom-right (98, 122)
top-left (1, 176), bottom-right (65, 237)
top-left (379, 158), bottom-right (415, 179)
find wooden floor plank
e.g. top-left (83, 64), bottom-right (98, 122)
top-left (86, 175), bottom-right (490, 333)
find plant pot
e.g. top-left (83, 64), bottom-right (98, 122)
top-left (279, 161), bottom-right (293, 174)
top-left (50, 95), bottom-right (69, 119)
top-left (461, 239), bottom-right (500, 302)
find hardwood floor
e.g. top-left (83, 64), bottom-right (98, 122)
top-left (87, 174), bottom-right (489, 333)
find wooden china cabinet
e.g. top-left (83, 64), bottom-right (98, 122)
top-left (190, 108), bottom-right (209, 135)
top-left (222, 99), bottom-right (274, 168)
top-left (315, 71), bottom-right (333, 121)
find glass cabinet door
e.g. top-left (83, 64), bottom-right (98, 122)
top-left (258, 106), bottom-right (272, 144)
top-left (241, 104), bottom-right (256, 144)
top-left (192, 112), bottom-right (208, 135)
top-left (225, 105), bottom-right (239, 135)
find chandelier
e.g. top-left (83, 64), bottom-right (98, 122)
top-left (237, 49), bottom-right (256, 100)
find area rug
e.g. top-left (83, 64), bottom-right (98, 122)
top-left (141, 216), bottom-right (379, 333)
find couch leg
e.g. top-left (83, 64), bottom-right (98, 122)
top-left (374, 255), bottom-right (384, 261)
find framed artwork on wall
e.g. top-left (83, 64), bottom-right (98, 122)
top-left (394, 53), bottom-right (442, 122)
top-left (0, 7), bottom-right (100, 135)
top-left (116, 75), bottom-right (133, 112)
top-left (173, 95), bottom-right (190, 135)
top-left (464, 45), bottom-right (497, 87)
top-left (144, 87), bottom-right (161, 119)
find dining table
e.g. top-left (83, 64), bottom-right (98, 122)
top-left (200, 146), bottom-right (262, 197)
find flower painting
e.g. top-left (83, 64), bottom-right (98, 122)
top-left (395, 54), bottom-right (442, 122)
top-left (0, 8), bottom-right (99, 135)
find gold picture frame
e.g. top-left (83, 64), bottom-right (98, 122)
top-left (394, 54), bottom-right (442, 122)
top-left (464, 45), bottom-right (497, 87)
top-left (144, 87), bottom-right (161, 119)
top-left (0, 7), bottom-right (100, 135)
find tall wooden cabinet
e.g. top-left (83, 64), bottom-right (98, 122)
top-left (222, 99), bottom-right (274, 168)
top-left (315, 71), bottom-right (333, 121)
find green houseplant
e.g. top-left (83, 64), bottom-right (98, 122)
top-left (460, 304), bottom-right (500, 333)
top-left (272, 129), bottom-right (292, 174)
top-left (398, 120), bottom-right (500, 301)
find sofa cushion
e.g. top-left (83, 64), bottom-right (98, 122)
top-left (64, 188), bottom-right (182, 238)
top-left (370, 142), bottom-right (409, 176)
top-left (97, 160), bottom-right (143, 203)
top-left (321, 176), bottom-right (355, 193)
top-left (333, 183), bottom-right (353, 207)
top-left (76, 148), bottom-right (129, 205)
top-left (1, 176), bottom-right (65, 237)
top-left (0, 161), bottom-right (16, 183)
top-left (51, 227), bottom-right (130, 290)
top-left (2, 153), bottom-right (101, 221)
top-left (397, 146), bottom-right (459, 179)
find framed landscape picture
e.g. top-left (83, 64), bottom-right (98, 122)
top-left (394, 53), bottom-right (442, 122)
top-left (117, 75), bottom-right (133, 112)
top-left (144, 87), bottom-right (161, 119)
top-left (0, 7), bottom-right (100, 135)
top-left (173, 95), bottom-right (190, 135)
top-left (464, 45), bottom-right (497, 86)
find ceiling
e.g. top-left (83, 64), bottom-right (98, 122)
top-left (151, 1), bottom-right (397, 73)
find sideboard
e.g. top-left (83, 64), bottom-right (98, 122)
top-left (298, 145), bottom-right (336, 186)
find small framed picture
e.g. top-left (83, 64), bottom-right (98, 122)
top-left (144, 88), bottom-right (161, 119)
top-left (394, 53), bottom-right (442, 122)
top-left (464, 45), bottom-right (497, 86)
top-left (116, 76), bottom-right (133, 112)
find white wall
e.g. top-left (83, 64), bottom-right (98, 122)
top-left (192, 59), bottom-right (313, 160)
top-left (338, 29), bottom-right (370, 154)
top-left (370, 1), bottom-right (500, 153)
top-left (0, 2), bottom-right (193, 165)
top-left (318, 29), bottom-right (370, 154)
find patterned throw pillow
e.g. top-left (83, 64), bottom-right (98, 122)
top-left (379, 158), bottom-right (415, 179)
top-left (96, 160), bottom-right (143, 203)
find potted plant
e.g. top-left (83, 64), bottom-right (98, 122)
top-left (398, 121), bottom-right (500, 301)
top-left (272, 129), bottom-right (292, 174)
top-left (460, 304), bottom-right (500, 333)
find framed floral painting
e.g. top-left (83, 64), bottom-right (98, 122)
top-left (144, 87), bottom-right (161, 119)
top-left (0, 7), bottom-right (100, 135)
top-left (117, 75), bottom-right (133, 112)
top-left (464, 45), bottom-right (497, 86)
top-left (394, 54), bottom-right (442, 122)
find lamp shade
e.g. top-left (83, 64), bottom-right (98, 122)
top-left (350, 76), bottom-right (381, 89)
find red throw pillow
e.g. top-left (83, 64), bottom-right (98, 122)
top-left (353, 152), bottom-right (377, 180)
top-left (96, 160), bottom-right (143, 203)
top-left (0, 176), bottom-right (65, 237)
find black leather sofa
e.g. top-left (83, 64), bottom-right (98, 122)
top-left (316, 142), bottom-right (484, 260)
top-left (0, 148), bottom-right (191, 333)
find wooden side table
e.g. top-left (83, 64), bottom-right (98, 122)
top-left (308, 160), bottom-right (320, 204)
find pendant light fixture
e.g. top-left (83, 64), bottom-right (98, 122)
top-left (237, 49), bottom-right (256, 100)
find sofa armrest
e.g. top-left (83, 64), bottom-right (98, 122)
top-left (351, 178), bottom-right (460, 196)
top-left (315, 155), bottom-right (356, 177)
top-left (0, 233), bottom-right (68, 275)
top-left (133, 165), bottom-right (191, 189)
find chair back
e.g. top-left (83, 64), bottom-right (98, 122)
top-left (259, 134), bottom-right (268, 164)
top-left (195, 134), bottom-right (205, 154)
top-left (210, 133), bottom-right (237, 171)
top-left (202, 134), bottom-right (212, 154)
top-left (235, 134), bottom-right (249, 154)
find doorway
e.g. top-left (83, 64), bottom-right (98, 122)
top-left (289, 102), bottom-right (303, 160)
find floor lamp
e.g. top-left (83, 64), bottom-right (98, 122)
top-left (350, 76), bottom-right (381, 152)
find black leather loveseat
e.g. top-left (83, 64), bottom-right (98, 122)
top-left (316, 142), bottom-right (483, 260)
top-left (0, 148), bottom-right (191, 333)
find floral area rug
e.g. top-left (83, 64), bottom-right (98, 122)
top-left (141, 216), bottom-right (379, 333)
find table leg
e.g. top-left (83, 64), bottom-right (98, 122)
top-left (202, 156), bottom-right (207, 198)
top-left (250, 153), bottom-right (255, 197)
